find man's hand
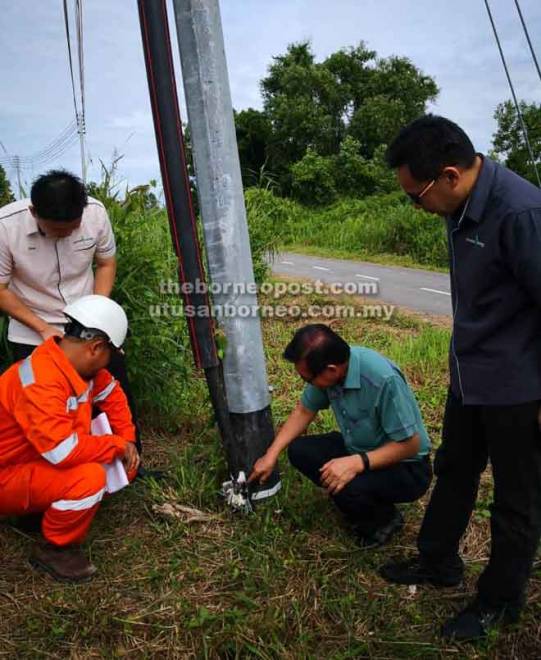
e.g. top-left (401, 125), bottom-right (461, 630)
top-left (39, 323), bottom-right (64, 342)
top-left (122, 442), bottom-right (140, 474)
top-left (248, 452), bottom-right (277, 485)
top-left (319, 455), bottom-right (364, 495)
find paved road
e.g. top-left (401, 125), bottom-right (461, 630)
top-left (271, 251), bottom-right (452, 317)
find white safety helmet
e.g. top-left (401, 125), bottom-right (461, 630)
top-left (63, 295), bottom-right (128, 348)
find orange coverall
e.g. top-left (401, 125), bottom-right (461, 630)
top-left (0, 337), bottom-right (136, 546)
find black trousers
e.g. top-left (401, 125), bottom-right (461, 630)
top-left (288, 431), bottom-right (432, 535)
top-left (418, 389), bottom-right (541, 612)
top-left (8, 341), bottom-right (142, 454)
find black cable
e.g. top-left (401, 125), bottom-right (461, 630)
top-left (484, 0), bottom-right (541, 187)
top-left (0, 122), bottom-right (79, 170)
top-left (0, 121), bottom-right (77, 165)
top-left (63, 0), bottom-right (80, 118)
top-left (514, 0), bottom-right (541, 87)
top-left (76, 0), bottom-right (86, 122)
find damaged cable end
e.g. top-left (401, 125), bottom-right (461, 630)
top-left (220, 471), bottom-right (253, 514)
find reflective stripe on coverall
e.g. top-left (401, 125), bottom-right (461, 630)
top-left (0, 337), bottom-right (136, 546)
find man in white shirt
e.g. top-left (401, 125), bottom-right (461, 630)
top-left (0, 170), bottom-right (141, 453)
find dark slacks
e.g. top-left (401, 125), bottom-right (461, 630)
top-left (418, 389), bottom-right (541, 612)
top-left (288, 431), bottom-right (432, 535)
top-left (8, 341), bottom-right (142, 454)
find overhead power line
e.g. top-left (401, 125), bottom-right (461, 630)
top-left (0, 121), bottom-right (79, 170)
top-left (514, 0), bottom-right (541, 88)
top-left (484, 0), bottom-right (541, 187)
top-left (63, 0), bottom-right (87, 181)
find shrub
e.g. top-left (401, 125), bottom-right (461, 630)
top-left (244, 187), bottom-right (448, 268)
top-left (290, 148), bottom-right (337, 205)
top-left (96, 189), bottom-right (194, 428)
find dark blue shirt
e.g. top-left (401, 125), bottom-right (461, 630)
top-left (447, 156), bottom-right (541, 405)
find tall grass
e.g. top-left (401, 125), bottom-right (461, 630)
top-left (0, 183), bottom-right (278, 425)
top-left (245, 187), bottom-right (449, 269)
top-left (103, 194), bottom-right (195, 428)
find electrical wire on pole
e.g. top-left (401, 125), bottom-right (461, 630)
top-left (63, 0), bottom-right (87, 182)
top-left (0, 141), bottom-right (22, 199)
top-left (75, 0), bottom-right (86, 182)
top-left (0, 2), bottom-right (86, 195)
top-left (0, 121), bottom-right (79, 170)
top-left (514, 0), bottom-right (541, 88)
top-left (484, 0), bottom-right (541, 187)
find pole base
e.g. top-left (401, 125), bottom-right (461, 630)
top-left (229, 406), bottom-right (281, 502)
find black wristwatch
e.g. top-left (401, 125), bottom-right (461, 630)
top-left (359, 451), bottom-right (371, 472)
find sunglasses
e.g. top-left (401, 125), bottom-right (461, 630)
top-left (406, 175), bottom-right (441, 205)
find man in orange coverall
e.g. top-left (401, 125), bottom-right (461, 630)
top-left (0, 294), bottom-right (139, 582)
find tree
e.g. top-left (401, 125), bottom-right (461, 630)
top-left (333, 137), bottom-right (397, 197)
top-left (492, 100), bottom-right (541, 185)
top-left (261, 42), bottom-right (338, 190)
top-left (240, 41), bottom-right (438, 195)
top-left (348, 56), bottom-right (438, 159)
top-left (291, 147), bottom-right (337, 205)
top-left (0, 166), bottom-right (14, 207)
top-left (290, 138), bottom-right (398, 203)
top-left (234, 108), bottom-right (273, 186)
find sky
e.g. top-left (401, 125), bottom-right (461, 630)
top-left (1, 0), bottom-right (540, 195)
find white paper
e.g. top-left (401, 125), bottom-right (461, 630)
top-left (91, 412), bottom-right (129, 494)
top-left (91, 412), bottom-right (113, 436)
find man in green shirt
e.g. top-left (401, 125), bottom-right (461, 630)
top-left (249, 324), bottom-right (432, 546)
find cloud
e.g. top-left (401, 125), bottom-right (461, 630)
top-left (106, 111), bottom-right (154, 131)
top-left (1, 0), bottom-right (540, 187)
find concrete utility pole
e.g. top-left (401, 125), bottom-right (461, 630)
top-left (172, 0), bottom-right (280, 500)
top-left (138, 0), bottom-right (241, 490)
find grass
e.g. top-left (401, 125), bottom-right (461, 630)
top-left (281, 243), bottom-right (450, 273)
top-left (1, 284), bottom-right (540, 658)
top-left (245, 188), bottom-right (449, 272)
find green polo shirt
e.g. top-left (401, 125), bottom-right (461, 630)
top-left (301, 346), bottom-right (430, 460)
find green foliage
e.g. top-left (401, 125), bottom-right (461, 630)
top-left (333, 136), bottom-right (374, 196)
top-left (92, 170), bottom-right (277, 423)
top-left (348, 56), bottom-right (439, 159)
top-left (291, 147), bottom-right (338, 205)
top-left (244, 189), bottom-right (280, 282)
top-left (236, 41), bottom-right (438, 196)
top-left (492, 99), bottom-right (541, 184)
top-left (0, 165), bottom-right (15, 207)
top-left (235, 108), bottom-right (273, 187)
top-left (88, 172), bottom-right (194, 428)
top-left (334, 138), bottom-right (398, 198)
top-left (290, 139), bottom-right (398, 204)
top-left (245, 187), bottom-right (448, 269)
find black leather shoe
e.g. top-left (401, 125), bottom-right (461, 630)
top-left (441, 600), bottom-right (519, 642)
top-left (355, 510), bottom-right (404, 548)
top-left (380, 555), bottom-right (463, 587)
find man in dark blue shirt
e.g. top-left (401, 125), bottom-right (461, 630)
top-left (380, 115), bottom-right (541, 642)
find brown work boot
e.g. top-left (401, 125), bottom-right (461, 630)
top-left (29, 543), bottom-right (97, 583)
